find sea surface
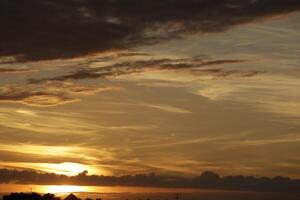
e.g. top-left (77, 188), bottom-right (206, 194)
top-left (60, 191), bottom-right (300, 200)
top-left (0, 184), bottom-right (300, 200)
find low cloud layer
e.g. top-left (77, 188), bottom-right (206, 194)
top-left (0, 169), bottom-right (300, 192)
top-left (1, 0), bottom-right (300, 61)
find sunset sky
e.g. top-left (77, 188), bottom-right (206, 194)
top-left (1, 0), bottom-right (300, 185)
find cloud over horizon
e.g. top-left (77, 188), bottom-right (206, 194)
top-left (1, 168), bottom-right (300, 193)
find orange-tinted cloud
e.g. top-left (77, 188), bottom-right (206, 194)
top-left (0, 68), bottom-right (34, 73)
top-left (0, 81), bottom-right (122, 107)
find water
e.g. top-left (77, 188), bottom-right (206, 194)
top-left (0, 184), bottom-right (300, 200)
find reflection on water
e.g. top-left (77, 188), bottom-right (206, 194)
top-left (46, 186), bottom-right (87, 194)
top-left (1, 184), bottom-right (300, 200)
top-left (0, 184), bottom-right (200, 193)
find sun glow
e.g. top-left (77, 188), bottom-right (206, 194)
top-left (55, 162), bottom-right (88, 175)
top-left (35, 162), bottom-right (92, 176)
top-left (46, 185), bottom-right (86, 193)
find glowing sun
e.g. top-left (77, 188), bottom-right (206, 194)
top-left (40, 162), bottom-right (90, 176)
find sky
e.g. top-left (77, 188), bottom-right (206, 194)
top-left (0, 0), bottom-right (300, 181)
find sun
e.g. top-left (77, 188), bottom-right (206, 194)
top-left (58, 162), bottom-right (87, 175)
top-left (46, 185), bottom-right (86, 193)
top-left (12, 161), bottom-right (103, 176)
top-left (38, 162), bottom-right (90, 176)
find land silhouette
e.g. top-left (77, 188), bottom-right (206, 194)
top-left (2, 193), bottom-right (61, 200)
top-left (0, 169), bottom-right (299, 193)
top-left (2, 193), bottom-right (98, 200)
top-left (3, 191), bottom-right (300, 200)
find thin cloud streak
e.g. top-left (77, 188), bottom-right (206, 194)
top-left (195, 74), bottom-right (300, 121)
top-left (0, 107), bottom-right (98, 134)
top-left (0, 68), bottom-right (35, 73)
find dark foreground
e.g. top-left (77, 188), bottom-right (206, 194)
top-left (2, 191), bottom-right (300, 200)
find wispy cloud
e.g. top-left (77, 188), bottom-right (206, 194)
top-left (228, 134), bottom-right (300, 147)
top-left (29, 57), bottom-right (254, 83)
top-left (0, 68), bottom-right (35, 73)
top-left (0, 108), bottom-right (98, 134)
top-left (139, 103), bottom-right (192, 114)
top-left (195, 74), bottom-right (300, 121)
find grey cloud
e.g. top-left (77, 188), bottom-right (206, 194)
top-left (0, 84), bottom-right (78, 107)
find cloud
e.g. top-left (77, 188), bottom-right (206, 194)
top-left (0, 151), bottom-right (87, 165)
top-left (136, 136), bottom-right (231, 150)
top-left (0, 143), bottom-right (114, 173)
top-left (1, 0), bottom-right (300, 61)
top-left (228, 134), bottom-right (300, 147)
top-left (0, 68), bottom-right (34, 73)
top-left (0, 84), bottom-right (74, 107)
top-left (30, 57), bottom-right (258, 83)
top-left (22, 95), bottom-right (79, 107)
top-left (0, 81), bottom-right (122, 107)
top-left (195, 74), bottom-right (300, 121)
top-left (0, 108), bottom-right (98, 134)
top-left (1, 168), bottom-right (300, 192)
top-left (0, 144), bottom-right (97, 164)
top-left (140, 103), bottom-right (192, 114)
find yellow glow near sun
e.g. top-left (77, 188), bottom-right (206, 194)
top-left (0, 161), bottom-right (103, 177)
top-left (46, 185), bottom-right (86, 193)
top-left (60, 162), bottom-right (87, 174)
top-left (41, 162), bottom-right (89, 176)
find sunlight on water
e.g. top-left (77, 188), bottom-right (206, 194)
top-left (45, 185), bottom-right (87, 194)
top-left (0, 184), bottom-right (201, 194)
top-left (2, 184), bottom-right (300, 200)
top-left (43, 185), bottom-right (201, 194)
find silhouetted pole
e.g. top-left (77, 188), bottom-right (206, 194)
top-left (175, 193), bottom-right (180, 200)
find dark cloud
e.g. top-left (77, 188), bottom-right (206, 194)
top-left (30, 57), bottom-right (257, 83)
top-left (1, 0), bottom-right (300, 61)
top-left (0, 168), bottom-right (300, 192)
top-left (0, 84), bottom-right (78, 107)
top-left (0, 82), bottom-right (121, 107)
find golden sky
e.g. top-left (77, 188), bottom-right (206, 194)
top-left (0, 0), bottom-right (300, 181)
